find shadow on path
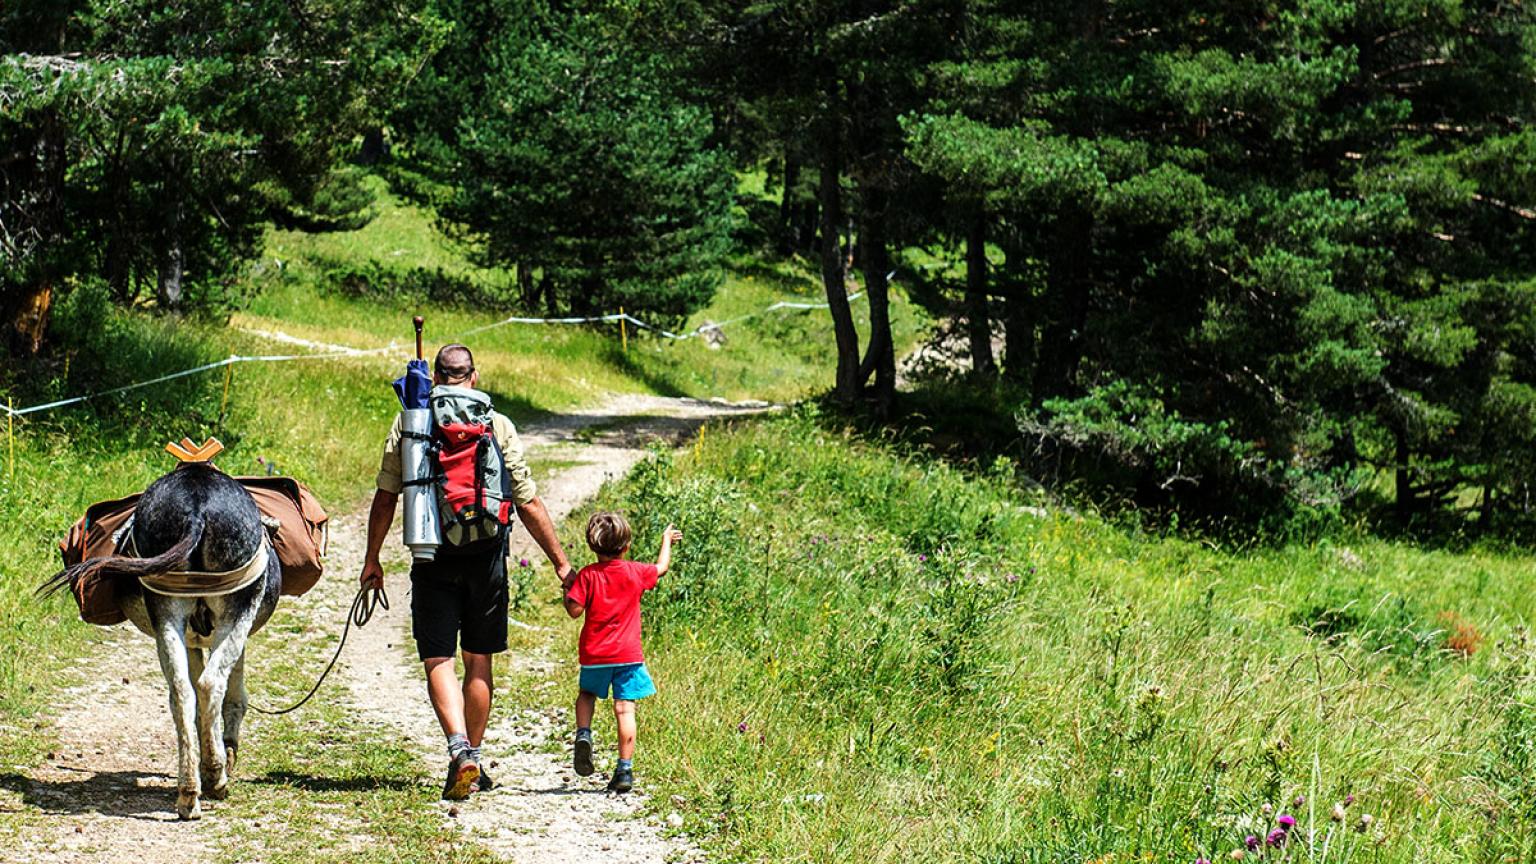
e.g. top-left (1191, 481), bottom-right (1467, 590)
top-left (0, 769), bottom-right (181, 822)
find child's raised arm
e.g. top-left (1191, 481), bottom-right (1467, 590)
top-left (655, 525), bottom-right (683, 576)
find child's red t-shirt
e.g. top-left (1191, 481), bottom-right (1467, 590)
top-left (566, 559), bottom-right (659, 666)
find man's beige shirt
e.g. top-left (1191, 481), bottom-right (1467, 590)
top-left (375, 410), bottom-right (537, 505)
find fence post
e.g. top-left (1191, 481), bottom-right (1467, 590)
top-left (219, 360), bottom-right (235, 426)
top-left (619, 307), bottom-right (628, 354)
top-left (7, 398), bottom-right (13, 485)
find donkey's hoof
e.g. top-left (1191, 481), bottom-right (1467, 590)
top-left (176, 792), bottom-right (202, 821)
top-left (224, 741), bottom-right (239, 776)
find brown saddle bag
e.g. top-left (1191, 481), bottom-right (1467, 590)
top-left (59, 476), bottom-right (330, 626)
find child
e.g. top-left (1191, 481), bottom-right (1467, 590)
top-left (564, 512), bottom-right (681, 793)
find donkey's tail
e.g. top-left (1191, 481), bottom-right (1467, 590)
top-left (38, 519), bottom-right (204, 599)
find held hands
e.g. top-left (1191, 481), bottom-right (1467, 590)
top-left (558, 562), bottom-right (578, 591)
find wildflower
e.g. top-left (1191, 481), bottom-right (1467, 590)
top-left (1266, 829), bottom-right (1287, 848)
top-left (1196, 859), bottom-right (1210, 864)
top-left (1344, 793), bottom-right (1355, 807)
top-left (1244, 835), bottom-right (1259, 852)
top-left (519, 558), bottom-right (530, 568)
top-left (1356, 813), bottom-right (1374, 833)
top-left (1331, 802), bottom-right (1347, 822)
top-left (1260, 803), bottom-right (1273, 817)
top-left (1292, 794), bottom-right (1305, 808)
top-left (1029, 565), bottom-right (1037, 574)
top-left (919, 554), bottom-right (928, 562)
top-left (1006, 572), bottom-right (1020, 583)
top-left (736, 720), bottom-right (749, 734)
top-left (1277, 813), bottom-right (1296, 832)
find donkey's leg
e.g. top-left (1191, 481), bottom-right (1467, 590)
top-left (197, 607), bottom-right (256, 800)
top-left (221, 650), bottom-right (248, 778)
top-left (152, 606), bottom-right (202, 820)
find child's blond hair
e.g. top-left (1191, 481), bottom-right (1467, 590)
top-left (586, 512), bottom-right (632, 557)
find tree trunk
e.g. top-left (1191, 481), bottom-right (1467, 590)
top-left (817, 123), bottom-right (861, 403)
top-left (105, 133), bottom-right (133, 304)
top-left (965, 207), bottom-right (996, 377)
top-left (856, 186), bottom-right (895, 417)
top-left (1000, 237), bottom-right (1033, 387)
top-left (779, 149), bottom-right (800, 255)
top-left (1034, 209), bottom-right (1092, 401)
top-left (157, 201), bottom-right (185, 310)
top-left (357, 128), bottom-right (389, 165)
top-left (517, 262), bottom-right (537, 309)
top-left (10, 281), bottom-right (52, 355)
top-left (1394, 428), bottom-right (1414, 523)
top-left (541, 273), bottom-right (558, 317)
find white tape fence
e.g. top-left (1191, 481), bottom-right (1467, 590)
top-left (0, 291), bottom-right (867, 418)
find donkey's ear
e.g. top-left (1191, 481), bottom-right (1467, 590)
top-left (166, 437), bottom-right (224, 463)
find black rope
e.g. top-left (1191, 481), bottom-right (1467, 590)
top-left (251, 583), bottom-right (388, 715)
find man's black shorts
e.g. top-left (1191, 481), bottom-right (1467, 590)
top-left (409, 536), bottom-right (508, 660)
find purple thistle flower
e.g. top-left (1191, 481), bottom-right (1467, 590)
top-left (1006, 572), bottom-right (1020, 583)
top-left (1244, 835), bottom-right (1260, 851)
top-left (1196, 859), bottom-right (1211, 864)
top-left (1266, 829), bottom-right (1288, 848)
top-left (1344, 793), bottom-right (1355, 807)
top-left (918, 554), bottom-right (927, 562)
top-left (1292, 794), bottom-right (1306, 808)
top-left (519, 558), bottom-right (530, 568)
top-left (1277, 813), bottom-right (1297, 831)
top-left (736, 720), bottom-right (748, 734)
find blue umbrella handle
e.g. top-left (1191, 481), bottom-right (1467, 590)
top-left (414, 316), bottom-right (424, 361)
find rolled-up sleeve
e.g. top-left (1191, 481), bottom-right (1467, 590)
top-left (375, 413), bottom-right (405, 494)
top-left (494, 414), bottom-right (538, 505)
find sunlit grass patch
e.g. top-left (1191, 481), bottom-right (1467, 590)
top-left (569, 410), bottom-right (1536, 862)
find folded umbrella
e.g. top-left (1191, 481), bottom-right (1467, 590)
top-left (393, 358), bottom-right (432, 410)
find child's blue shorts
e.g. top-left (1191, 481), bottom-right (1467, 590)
top-left (579, 663), bottom-right (656, 701)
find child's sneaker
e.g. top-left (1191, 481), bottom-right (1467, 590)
top-left (573, 731), bottom-right (595, 777)
top-left (441, 751), bottom-right (480, 800)
top-left (606, 765), bottom-right (634, 794)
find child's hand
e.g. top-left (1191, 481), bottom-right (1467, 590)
top-left (663, 525), bottom-right (683, 544)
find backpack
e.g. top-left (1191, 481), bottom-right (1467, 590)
top-left (428, 385), bottom-right (514, 547)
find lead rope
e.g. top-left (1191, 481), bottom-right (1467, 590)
top-left (251, 583), bottom-right (388, 715)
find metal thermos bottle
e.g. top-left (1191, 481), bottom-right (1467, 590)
top-left (400, 408), bottom-right (442, 561)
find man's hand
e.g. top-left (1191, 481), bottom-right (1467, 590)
top-left (360, 558), bottom-right (385, 590)
top-left (558, 562), bottom-right (578, 592)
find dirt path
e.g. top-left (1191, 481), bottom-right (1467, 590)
top-left (5, 394), bottom-right (767, 863)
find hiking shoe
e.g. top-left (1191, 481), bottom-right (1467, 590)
top-left (606, 765), bottom-right (634, 794)
top-left (442, 751), bottom-right (480, 801)
top-left (473, 763), bottom-right (495, 793)
top-left (573, 735), bottom-right (595, 777)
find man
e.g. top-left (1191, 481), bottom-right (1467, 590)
top-left (360, 343), bottom-right (575, 799)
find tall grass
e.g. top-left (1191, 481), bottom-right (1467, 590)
top-left (571, 409), bottom-right (1536, 863)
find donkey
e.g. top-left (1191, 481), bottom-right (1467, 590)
top-left (44, 463), bottom-right (281, 820)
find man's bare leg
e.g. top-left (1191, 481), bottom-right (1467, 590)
top-left (462, 650), bottom-right (493, 748)
top-left (424, 656), bottom-right (467, 737)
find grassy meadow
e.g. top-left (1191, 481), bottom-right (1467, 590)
top-left (0, 180), bottom-right (923, 767)
top-left (544, 409), bottom-right (1536, 863)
